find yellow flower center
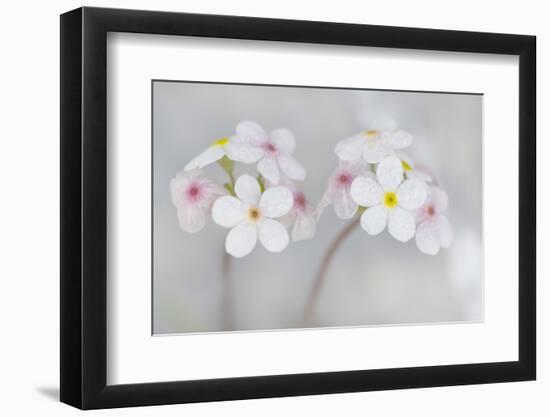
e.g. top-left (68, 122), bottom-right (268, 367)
top-left (212, 137), bottom-right (229, 147)
top-left (384, 192), bottom-right (398, 208)
top-left (401, 160), bottom-right (412, 171)
top-left (247, 207), bottom-right (262, 223)
top-left (364, 129), bottom-right (379, 138)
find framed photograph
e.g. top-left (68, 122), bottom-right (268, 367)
top-left (60, 6), bottom-right (536, 409)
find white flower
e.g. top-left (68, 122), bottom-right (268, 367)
top-left (396, 151), bottom-right (432, 183)
top-left (184, 136), bottom-right (233, 171)
top-left (415, 186), bottom-right (453, 255)
top-left (170, 170), bottom-right (226, 233)
top-left (184, 127), bottom-right (269, 171)
top-left (335, 117), bottom-right (413, 164)
top-left (317, 160), bottom-right (371, 220)
top-left (212, 174), bottom-right (294, 257)
top-left (229, 121), bottom-right (306, 184)
top-left (350, 156), bottom-right (428, 242)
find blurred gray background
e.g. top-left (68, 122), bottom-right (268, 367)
top-left (153, 81), bottom-right (482, 335)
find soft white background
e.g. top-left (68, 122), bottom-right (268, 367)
top-left (0, 0), bottom-right (544, 416)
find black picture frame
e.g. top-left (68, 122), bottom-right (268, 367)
top-left (60, 6), bottom-right (536, 410)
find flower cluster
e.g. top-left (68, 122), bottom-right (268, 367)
top-left (171, 118), bottom-right (453, 257)
top-left (318, 118), bottom-right (453, 255)
top-left (171, 121), bottom-right (316, 258)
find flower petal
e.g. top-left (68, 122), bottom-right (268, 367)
top-left (184, 146), bottom-right (225, 171)
top-left (408, 168), bottom-right (432, 183)
top-left (197, 181), bottom-right (227, 208)
top-left (388, 206), bottom-right (416, 242)
top-left (170, 175), bottom-right (188, 207)
top-left (212, 196), bottom-right (245, 228)
top-left (376, 155), bottom-right (404, 191)
top-left (430, 186), bottom-right (449, 213)
top-left (258, 218), bottom-right (289, 253)
top-left (315, 187), bottom-right (334, 221)
top-left (235, 120), bottom-right (267, 144)
top-left (363, 139), bottom-right (393, 164)
top-left (350, 176), bottom-right (384, 207)
top-left (396, 150), bottom-right (414, 169)
top-left (437, 215), bottom-right (453, 248)
top-left (292, 213), bottom-right (316, 241)
top-left (385, 129), bottom-right (412, 149)
top-left (270, 128), bottom-right (296, 154)
top-left (397, 179), bottom-right (428, 210)
top-left (177, 205), bottom-right (206, 233)
top-left (225, 223), bottom-right (258, 258)
top-left (225, 140), bottom-right (264, 164)
top-left (335, 134), bottom-right (364, 161)
top-left (360, 204), bottom-right (388, 235)
top-left (415, 219), bottom-right (440, 255)
top-left (333, 188), bottom-right (358, 219)
top-left (278, 154), bottom-right (306, 181)
top-left (257, 157), bottom-right (280, 184)
top-left (234, 174), bottom-right (261, 204)
top-left (259, 186), bottom-right (293, 218)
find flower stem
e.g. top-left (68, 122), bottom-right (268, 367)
top-left (219, 162), bottom-right (236, 331)
top-left (221, 250), bottom-right (235, 331)
top-left (303, 216), bottom-right (361, 326)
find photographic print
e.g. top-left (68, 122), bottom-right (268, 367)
top-left (153, 81), bottom-right (482, 335)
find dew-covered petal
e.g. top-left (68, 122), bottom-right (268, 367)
top-left (363, 139), bottom-right (394, 164)
top-left (258, 218), bottom-right (289, 253)
top-left (430, 186), bottom-right (449, 213)
top-left (350, 176), bottom-right (384, 207)
top-left (376, 155), bottom-right (404, 190)
top-left (437, 215), bottom-right (453, 248)
top-left (334, 189), bottom-right (358, 219)
top-left (225, 140), bottom-right (264, 164)
top-left (259, 186), bottom-right (293, 218)
top-left (270, 128), bottom-right (296, 154)
top-left (397, 179), bottom-right (428, 210)
top-left (212, 196), bottom-right (245, 228)
top-left (257, 157), bottom-right (280, 184)
top-left (177, 205), bottom-right (206, 233)
top-left (234, 174), bottom-right (261, 204)
top-left (388, 206), bottom-right (416, 242)
top-left (360, 204), bottom-right (388, 235)
top-left (385, 129), bottom-right (413, 149)
top-left (278, 154), bottom-right (306, 181)
top-left (225, 222), bottom-right (258, 258)
top-left (335, 134), bottom-right (364, 161)
top-left (184, 146), bottom-right (225, 171)
top-left (415, 219), bottom-right (440, 255)
top-left (235, 120), bottom-right (267, 144)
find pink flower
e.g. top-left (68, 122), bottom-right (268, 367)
top-left (170, 170), bottom-right (225, 233)
top-left (265, 177), bottom-right (317, 242)
top-left (415, 186), bottom-right (453, 255)
top-left (230, 121), bottom-right (306, 184)
top-left (317, 161), bottom-right (372, 220)
top-left (289, 190), bottom-right (317, 241)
